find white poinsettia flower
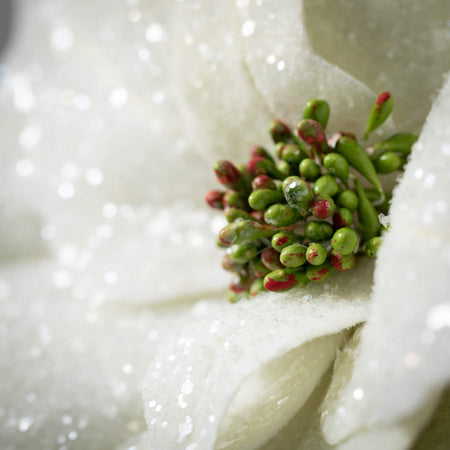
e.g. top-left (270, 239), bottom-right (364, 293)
top-left (0, 1), bottom-right (449, 449)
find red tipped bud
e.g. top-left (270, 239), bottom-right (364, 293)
top-left (252, 174), bottom-right (276, 191)
top-left (269, 120), bottom-right (292, 143)
top-left (250, 146), bottom-right (274, 162)
top-left (214, 160), bottom-right (248, 192)
top-left (296, 119), bottom-right (329, 154)
top-left (205, 190), bottom-right (225, 209)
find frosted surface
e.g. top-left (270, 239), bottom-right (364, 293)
top-left (1, 0), bottom-right (450, 449)
top-left (143, 259), bottom-right (372, 449)
top-left (0, 260), bottom-right (227, 449)
top-left (304, 0), bottom-right (450, 134)
top-left (320, 73), bottom-right (450, 445)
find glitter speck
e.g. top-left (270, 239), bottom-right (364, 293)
top-left (51, 26), bottom-right (74, 52)
top-left (122, 363), bottom-right (134, 375)
top-left (181, 379), bottom-right (194, 395)
top-left (109, 87), bottom-right (128, 108)
top-left (353, 388), bottom-right (364, 400)
top-left (423, 173), bottom-right (436, 189)
top-left (427, 302), bottom-right (450, 331)
top-left (138, 48), bottom-right (150, 61)
top-left (19, 124), bottom-right (41, 150)
top-left (62, 415), bottom-right (73, 425)
top-left (277, 60), bottom-right (286, 71)
top-left (403, 352), bottom-right (421, 368)
top-left (266, 54), bottom-right (276, 64)
top-left (178, 416), bottom-right (193, 439)
top-left (53, 271), bottom-right (72, 290)
top-left (41, 225), bottom-right (56, 241)
top-left (58, 183), bottom-right (75, 199)
top-left (15, 159), bottom-right (34, 177)
top-left (18, 417), bottom-right (33, 432)
top-left (152, 90), bottom-right (165, 104)
top-left (104, 271), bottom-right (118, 286)
top-left (128, 9), bottom-right (141, 23)
top-left (236, 0), bottom-right (250, 8)
top-left (102, 202), bottom-right (118, 218)
top-left (146, 23), bottom-right (165, 43)
top-left (68, 431), bottom-right (78, 440)
top-left (74, 94), bottom-right (91, 111)
top-left (241, 20), bottom-right (256, 37)
top-left (85, 168), bottom-right (103, 186)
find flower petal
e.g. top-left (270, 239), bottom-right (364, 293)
top-left (320, 73), bottom-right (450, 446)
top-left (143, 259), bottom-right (373, 449)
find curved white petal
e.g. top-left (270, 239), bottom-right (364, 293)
top-left (0, 260), bottom-right (225, 449)
top-left (320, 73), bottom-right (450, 446)
top-left (303, 0), bottom-right (450, 133)
top-left (143, 259), bottom-right (373, 449)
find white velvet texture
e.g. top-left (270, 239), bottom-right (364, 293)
top-left (1, 0), bottom-right (449, 449)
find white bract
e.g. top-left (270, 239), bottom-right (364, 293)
top-left (0, 0), bottom-right (449, 449)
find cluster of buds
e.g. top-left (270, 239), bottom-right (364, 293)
top-left (205, 94), bottom-right (417, 302)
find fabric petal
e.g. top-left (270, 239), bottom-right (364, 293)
top-left (320, 73), bottom-right (450, 445)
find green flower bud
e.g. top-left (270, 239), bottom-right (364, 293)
top-left (205, 190), bottom-right (225, 210)
top-left (261, 247), bottom-right (284, 271)
top-left (222, 253), bottom-right (246, 273)
top-left (264, 204), bottom-right (302, 227)
top-left (283, 176), bottom-right (313, 212)
top-left (313, 175), bottom-right (339, 197)
top-left (373, 151), bottom-right (402, 174)
top-left (246, 156), bottom-right (284, 179)
top-left (280, 243), bottom-right (307, 268)
top-left (372, 132), bottom-right (418, 154)
top-left (323, 153), bottom-right (349, 181)
top-left (228, 291), bottom-right (245, 303)
top-left (230, 243), bottom-right (259, 264)
top-left (306, 262), bottom-right (333, 281)
top-left (299, 158), bottom-right (321, 181)
top-left (214, 160), bottom-right (250, 193)
top-left (252, 175), bottom-right (276, 191)
top-left (364, 91), bottom-right (394, 139)
top-left (271, 231), bottom-right (299, 252)
top-left (330, 250), bottom-right (356, 272)
top-left (223, 191), bottom-right (248, 210)
top-left (219, 220), bottom-right (274, 246)
top-left (250, 278), bottom-right (266, 297)
top-left (248, 189), bottom-right (284, 211)
top-left (332, 207), bottom-right (353, 228)
top-left (303, 99), bottom-right (330, 129)
top-left (365, 236), bottom-right (382, 258)
top-left (263, 268), bottom-right (309, 292)
top-left (305, 243), bottom-right (327, 266)
top-left (225, 208), bottom-right (259, 223)
top-left (332, 227), bottom-right (358, 254)
top-left (296, 119), bottom-right (329, 154)
top-left (331, 227), bottom-right (358, 255)
top-left (250, 145), bottom-right (275, 163)
top-left (336, 190), bottom-right (359, 211)
top-left (336, 137), bottom-right (383, 193)
top-left (269, 120), bottom-right (292, 143)
top-left (304, 221), bottom-right (334, 242)
top-left (279, 143), bottom-right (309, 165)
top-left (311, 194), bottom-right (336, 219)
top-left (249, 257), bottom-right (271, 278)
top-left (276, 160), bottom-right (292, 178)
top-left (355, 178), bottom-right (381, 241)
